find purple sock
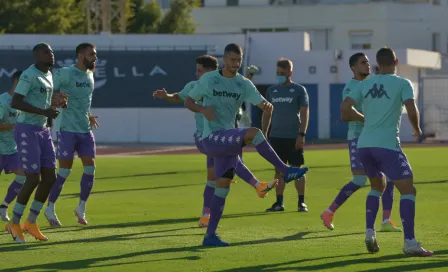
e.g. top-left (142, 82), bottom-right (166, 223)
top-left (80, 174), bottom-right (94, 202)
top-left (366, 190), bottom-right (381, 230)
top-left (48, 175), bottom-right (67, 204)
top-left (235, 159), bottom-right (258, 188)
top-left (206, 188), bottom-right (229, 236)
top-left (382, 182), bottom-right (394, 221)
top-left (328, 181), bottom-right (361, 212)
top-left (255, 140), bottom-right (288, 173)
top-left (3, 180), bottom-right (24, 205)
top-left (202, 181), bottom-right (215, 215)
top-left (400, 195), bottom-right (416, 240)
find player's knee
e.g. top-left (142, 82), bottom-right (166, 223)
top-left (352, 175), bottom-right (367, 186)
top-left (221, 168), bottom-right (235, 180)
top-left (26, 174), bottom-right (40, 189)
top-left (58, 168), bottom-right (72, 179)
top-left (249, 128), bottom-right (266, 145)
top-left (15, 174), bottom-right (26, 185)
top-left (83, 165), bottom-right (96, 175)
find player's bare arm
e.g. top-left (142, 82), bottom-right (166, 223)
top-left (12, 93), bottom-right (59, 119)
top-left (51, 93), bottom-right (68, 108)
top-left (296, 106), bottom-right (309, 150)
top-left (404, 99), bottom-right (422, 140)
top-left (0, 124), bottom-right (14, 131)
top-left (152, 88), bottom-right (183, 104)
top-left (340, 97), bottom-right (364, 123)
top-left (257, 100), bottom-right (273, 137)
top-left (185, 96), bottom-right (216, 121)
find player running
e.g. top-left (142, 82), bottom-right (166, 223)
top-left (6, 43), bottom-right (66, 243)
top-left (341, 47), bottom-right (432, 256)
top-left (264, 58), bottom-right (310, 213)
top-left (153, 55), bottom-right (278, 228)
top-left (185, 43), bottom-right (309, 247)
top-left (0, 71), bottom-right (26, 222)
top-left (321, 53), bottom-right (401, 232)
top-left (44, 43), bottom-right (98, 227)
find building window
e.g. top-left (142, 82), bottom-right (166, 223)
top-left (227, 0), bottom-right (238, 6)
top-left (432, 32), bottom-right (441, 51)
top-left (349, 31), bottom-right (372, 50)
top-left (242, 28), bottom-right (289, 34)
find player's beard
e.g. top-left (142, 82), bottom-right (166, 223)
top-left (84, 57), bottom-right (95, 70)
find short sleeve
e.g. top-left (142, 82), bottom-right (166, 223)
top-left (178, 81), bottom-right (196, 101)
top-left (53, 68), bottom-right (69, 91)
top-left (401, 79), bottom-right (415, 102)
top-left (14, 71), bottom-right (33, 96)
top-left (298, 85), bottom-right (309, 108)
top-left (243, 80), bottom-right (265, 105)
top-left (347, 82), bottom-right (363, 104)
top-left (188, 77), bottom-right (210, 101)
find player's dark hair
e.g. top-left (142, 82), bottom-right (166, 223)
top-left (32, 43), bottom-right (50, 52)
top-left (76, 43), bottom-right (96, 55)
top-left (12, 71), bottom-right (23, 82)
top-left (196, 55), bottom-right (219, 70)
top-left (224, 43), bottom-right (242, 55)
top-left (349, 53), bottom-right (365, 68)
top-left (277, 58), bottom-right (293, 71)
top-left (376, 47), bottom-right (397, 66)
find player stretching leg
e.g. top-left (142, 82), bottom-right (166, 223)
top-left (45, 43), bottom-right (98, 227)
top-left (0, 71), bottom-right (27, 223)
top-left (264, 58), bottom-right (310, 213)
top-left (6, 43), bottom-right (66, 243)
top-left (321, 53), bottom-right (400, 232)
top-left (185, 43), bottom-right (308, 246)
top-left (153, 56), bottom-right (277, 228)
top-left (341, 47), bottom-right (432, 256)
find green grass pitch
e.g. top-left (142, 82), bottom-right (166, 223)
top-left (0, 147), bottom-right (447, 271)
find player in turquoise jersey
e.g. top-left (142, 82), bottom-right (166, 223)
top-left (6, 43), bottom-right (67, 244)
top-left (321, 53), bottom-right (401, 233)
top-left (0, 71), bottom-right (27, 223)
top-left (153, 56), bottom-right (277, 228)
top-left (341, 47), bottom-right (432, 256)
top-left (45, 43), bottom-right (98, 227)
top-left (185, 43), bottom-right (308, 247)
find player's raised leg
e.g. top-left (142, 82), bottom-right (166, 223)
top-left (0, 167), bottom-right (26, 222)
top-left (45, 132), bottom-right (75, 227)
top-left (244, 128), bottom-right (308, 182)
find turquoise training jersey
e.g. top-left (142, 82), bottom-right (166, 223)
top-left (14, 65), bottom-right (53, 127)
top-left (0, 92), bottom-right (19, 154)
top-left (177, 80), bottom-right (203, 137)
top-left (342, 79), bottom-right (364, 140)
top-left (53, 65), bottom-right (94, 133)
top-left (188, 70), bottom-right (265, 139)
top-left (348, 74), bottom-right (415, 151)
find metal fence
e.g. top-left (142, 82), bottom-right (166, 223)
top-left (422, 76), bottom-right (448, 141)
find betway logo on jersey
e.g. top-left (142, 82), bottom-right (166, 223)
top-left (76, 82), bottom-right (92, 88)
top-left (272, 97), bottom-right (293, 103)
top-left (213, 89), bottom-right (241, 100)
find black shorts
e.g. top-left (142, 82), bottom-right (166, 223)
top-left (268, 137), bottom-right (304, 166)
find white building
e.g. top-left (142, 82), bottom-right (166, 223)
top-left (191, 0), bottom-right (448, 54)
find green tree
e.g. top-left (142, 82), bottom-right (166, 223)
top-left (0, 0), bottom-right (85, 34)
top-left (127, 0), bottom-right (162, 33)
top-left (156, 0), bottom-right (200, 34)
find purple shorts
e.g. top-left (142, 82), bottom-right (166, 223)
top-left (202, 128), bottom-right (246, 178)
top-left (358, 147), bottom-right (413, 181)
top-left (348, 138), bottom-right (364, 171)
top-left (0, 153), bottom-right (20, 174)
top-left (194, 135), bottom-right (214, 169)
top-left (56, 131), bottom-right (96, 160)
top-left (14, 123), bottom-right (56, 173)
